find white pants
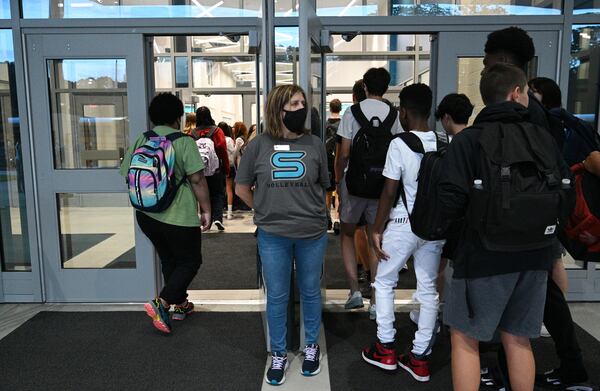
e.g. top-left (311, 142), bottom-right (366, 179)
top-left (374, 224), bottom-right (444, 356)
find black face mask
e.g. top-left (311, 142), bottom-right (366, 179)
top-left (282, 107), bottom-right (307, 135)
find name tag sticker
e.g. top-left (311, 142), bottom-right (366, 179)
top-left (274, 145), bottom-right (290, 151)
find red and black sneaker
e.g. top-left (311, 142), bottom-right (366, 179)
top-left (397, 351), bottom-right (430, 382)
top-left (361, 341), bottom-right (397, 371)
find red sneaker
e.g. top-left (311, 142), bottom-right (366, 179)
top-left (361, 342), bottom-right (397, 371)
top-left (397, 352), bottom-right (430, 382)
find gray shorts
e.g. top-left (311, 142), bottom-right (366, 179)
top-left (338, 178), bottom-right (378, 225)
top-left (443, 270), bottom-right (548, 342)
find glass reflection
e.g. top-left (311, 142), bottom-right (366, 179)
top-left (574, 0), bottom-right (600, 15)
top-left (0, 31), bottom-right (31, 271)
top-left (0, 0), bottom-right (9, 18)
top-left (23, 0), bottom-right (262, 18)
top-left (58, 193), bottom-right (135, 269)
top-left (568, 25), bottom-right (600, 127)
top-left (48, 59), bottom-right (129, 169)
top-left (316, 0), bottom-right (561, 16)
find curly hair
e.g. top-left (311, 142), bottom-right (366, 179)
top-left (485, 27), bottom-right (535, 69)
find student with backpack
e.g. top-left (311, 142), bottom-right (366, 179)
top-left (219, 121), bottom-right (237, 220)
top-left (361, 83), bottom-right (444, 382)
top-left (192, 107), bottom-right (230, 231)
top-left (529, 77), bottom-right (600, 167)
top-left (335, 67), bottom-right (401, 311)
top-left (409, 92), bottom-right (474, 329)
top-left (439, 63), bottom-right (573, 391)
top-left (120, 93), bottom-right (211, 334)
top-left (482, 27), bottom-right (591, 390)
top-left (325, 98), bottom-right (342, 230)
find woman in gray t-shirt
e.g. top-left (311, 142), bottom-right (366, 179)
top-left (236, 85), bottom-right (329, 386)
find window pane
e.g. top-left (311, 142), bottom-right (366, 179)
top-left (275, 0), bottom-right (299, 16)
top-left (574, 0), bottom-right (600, 15)
top-left (191, 35), bottom-right (248, 54)
top-left (192, 56), bottom-right (255, 89)
top-left (175, 57), bottom-right (189, 88)
top-left (275, 27), bottom-right (299, 86)
top-left (0, 31), bottom-right (31, 272)
top-left (58, 193), bottom-right (135, 269)
top-left (457, 57), bottom-right (485, 125)
top-left (48, 59), bottom-right (128, 169)
top-left (22, 0), bottom-right (261, 18)
top-left (0, 0), bottom-right (9, 18)
top-left (568, 25), bottom-right (600, 127)
top-left (154, 57), bottom-right (172, 89)
top-left (317, 0), bottom-right (561, 16)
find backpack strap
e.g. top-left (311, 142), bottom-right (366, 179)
top-left (395, 131), bottom-right (425, 154)
top-left (381, 106), bottom-right (398, 130)
top-left (350, 103), bottom-right (370, 129)
top-left (207, 125), bottom-right (218, 138)
top-left (165, 132), bottom-right (188, 142)
top-left (144, 130), bottom-right (159, 139)
top-left (392, 132), bottom-right (425, 210)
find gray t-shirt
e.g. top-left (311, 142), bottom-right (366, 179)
top-left (235, 133), bottom-right (330, 240)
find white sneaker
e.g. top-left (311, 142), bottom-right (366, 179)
top-left (540, 324), bottom-right (551, 337)
top-left (344, 291), bottom-right (364, 309)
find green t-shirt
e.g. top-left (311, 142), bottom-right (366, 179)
top-left (120, 125), bottom-right (205, 227)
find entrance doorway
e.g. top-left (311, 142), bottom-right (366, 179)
top-left (150, 34), bottom-right (261, 293)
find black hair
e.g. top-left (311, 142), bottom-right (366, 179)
top-left (352, 79), bottom-right (367, 102)
top-left (484, 27), bottom-right (535, 69)
top-left (480, 63), bottom-right (527, 106)
top-left (218, 121), bottom-right (232, 138)
top-left (528, 77), bottom-right (562, 109)
top-left (329, 99), bottom-right (342, 113)
top-left (399, 83), bottom-right (432, 119)
top-left (148, 92), bottom-right (184, 126)
top-left (435, 93), bottom-right (474, 125)
top-left (195, 106), bottom-right (215, 127)
top-left (362, 68), bottom-right (391, 97)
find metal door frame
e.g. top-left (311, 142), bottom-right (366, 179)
top-left (26, 33), bottom-right (153, 302)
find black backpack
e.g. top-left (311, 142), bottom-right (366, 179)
top-left (394, 131), bottom-right (449, 240)
top-left (466, 121), bottom-right (573, 252)
top-left (345, 104), bottom-right (397, 199)
top-left (551, 108), bottom-right (600, 167)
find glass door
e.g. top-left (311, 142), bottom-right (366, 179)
top-left (26, 34), bottom-right (154, 302)
top-left (435, 30), bottom-right (600, 299)
top-left (300, 1), bottom-right (329, 137)
top-left (436, 30), bottom-right (559, 124)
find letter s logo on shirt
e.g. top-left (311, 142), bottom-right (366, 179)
top-left (271, 151), bottom-right (306, 180)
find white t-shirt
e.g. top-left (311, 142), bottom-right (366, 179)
top-left (337, 98), bottom-right (401, 141)
top-left (225, 136), bottom-right (236, 167)
top-left (382, 130), bottom-right (438, 225)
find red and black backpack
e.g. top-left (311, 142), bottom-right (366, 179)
top-left (560, 162), bottom-right (600, 262)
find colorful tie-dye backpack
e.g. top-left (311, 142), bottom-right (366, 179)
top-left (127, 130), bottom-right (187, 212)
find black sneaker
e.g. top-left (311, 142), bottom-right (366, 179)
top-left (214, 220), bottom-right (225, 231)
top-left (301, 344), bottom-right (321, 376)
top-left (265, 352), bottom-right (288, 386)
top-left (536, 368), bottom-right (594, 390)
top-left (333, 221), bottom-right (340, 235)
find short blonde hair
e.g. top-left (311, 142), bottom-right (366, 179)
top-left (265, 84), bottom-right (308, 138)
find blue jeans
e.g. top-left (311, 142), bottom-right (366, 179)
top-left (257, 229), bottom-right (328, 354)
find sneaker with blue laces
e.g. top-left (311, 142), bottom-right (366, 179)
top-left (144, 298), bottom-right (171, 333)
top-left (265, 352), bottom-right (288, 386)
top-left (301, 344), bottom-right (321, 376)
